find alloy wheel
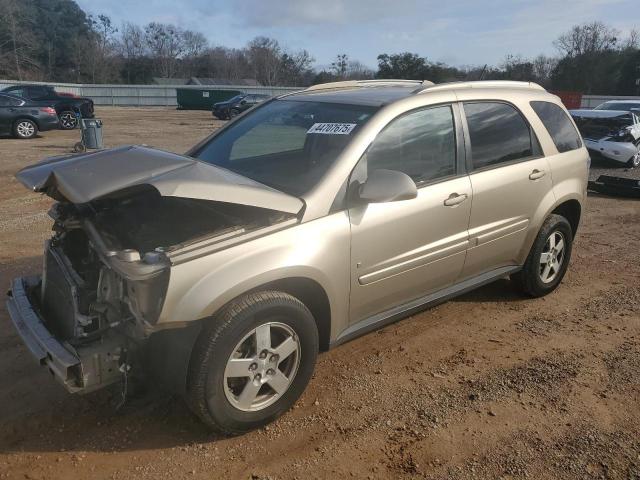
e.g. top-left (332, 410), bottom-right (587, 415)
top-left (223, 322), bottom-right (301, 412)
top-left (60, 112), bottom-right (77, 129)
top-left (16, 121), bottom-right (35, 138)
top-left (539, 230), bottom-right (566, 284)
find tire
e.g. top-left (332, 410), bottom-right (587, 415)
top-left (13, 119), bottom-right (38, 139)
top-left (186, 290), bottom-right (319, 435)
top-left (59, 110), bottom-right (78, 129)
top-left (627, 149), bottom-right (640, 168)
top-left (228, 109), bottom-right (239, 119)
top-left (512, 214), bottom-right (573, 298)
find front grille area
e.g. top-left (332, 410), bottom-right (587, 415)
top-left (41, 244), bottom-right (94, 341)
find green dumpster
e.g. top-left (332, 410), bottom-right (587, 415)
top-left (176, 88), bottom-right (244, 110)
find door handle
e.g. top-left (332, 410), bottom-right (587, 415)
top-left (529, 169), bottom-right (546, 180)
top-left (444, 193), bottom-right (468, 207)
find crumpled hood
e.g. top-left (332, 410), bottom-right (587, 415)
top-left (15, 145), bottom-right (304, 214)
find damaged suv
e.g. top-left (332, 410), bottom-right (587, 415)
top-left (7, 80), bottom-right (588, 434)
top-left (570, 106), bottom-right (640, 168)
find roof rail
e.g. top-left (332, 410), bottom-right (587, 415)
top-left (303, 79), bottom-right (434, 93)
top-left (418, 80), bottom-right (545, 94)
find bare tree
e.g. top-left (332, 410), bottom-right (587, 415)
top-left (554, 21), bottom-right (619, 57)
top-left (118, 22), bottom-right (146, 82)
top-left (0, 0), bottom-right (37, 80)
top-left (144, 22), bottom-right (185, 78)
top-left (331, 54), bottom-right (349, 79)
top-left (247, 36), bottom-right (282, 86)
top-left (532, 55), bottom-right (558, 86)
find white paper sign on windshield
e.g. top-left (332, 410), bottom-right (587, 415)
top-left (307, 123), bottom-right (357, 135)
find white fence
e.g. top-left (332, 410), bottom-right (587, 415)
top-left (0, 79), bottom-right (302, 107)
top-left (1, 79), bottom-right (639, 108)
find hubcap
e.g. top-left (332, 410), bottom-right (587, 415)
top-left (632, 151), bottom-right (640, 167)
top-left (223, 322), bottom-right (301, 412)
top-left (17, 121), bottom-right (35, 137)
top-left (60, 112), bottom-right (77, 129)
top-left (539, 230), bottom-right (566, 284)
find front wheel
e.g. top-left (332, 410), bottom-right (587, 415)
top-left (13, 119), bottom-right (38, 139)
top-left (512, 214), bottom-right (573, 297)
top-left (59, 110), bottom-right (78, 129)
top-left (186, 291), bottom-right (319, 434)
top-left (627, 149), bottom-right (640, 168)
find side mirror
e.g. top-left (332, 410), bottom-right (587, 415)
top-left (358, 169), bottom-right (417, 203)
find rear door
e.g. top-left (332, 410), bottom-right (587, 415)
top-left (459, 101), bottom-right (554, 280)
top-left (348, 103), bottom-right (472, 324)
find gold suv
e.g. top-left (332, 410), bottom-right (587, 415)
top-left (7, 80), bottom-right (588, 434)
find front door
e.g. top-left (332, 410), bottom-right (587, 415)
top-left (348, 104), bottom-right (472, 324)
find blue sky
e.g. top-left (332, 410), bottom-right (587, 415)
top-left (76, 0), bottom-right (638, 69)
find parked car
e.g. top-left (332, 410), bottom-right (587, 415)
top-left (0, 93), bottom-right (59, 139)
top-left (7, 80), bottom-right (588, 435)
top-left (594, 99), bottom-right (640, 112)
top-left (212, 93), bottom-right (271, 119)
top-left (570, 108), bottom-right (640, 168)
top-left (0, 84), bottom-right (94, 130)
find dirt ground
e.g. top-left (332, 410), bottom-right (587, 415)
top-left (0, 107), bottom-right (639, 480)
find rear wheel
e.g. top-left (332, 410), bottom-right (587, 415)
top-left (13, 119), bottom-right (38, 139)
top-left (186, 291), bottom-right (318, 434)
top-left (512, 214), bottom-right (573, 297)
top-left (59, 110), bottom-right (78, 129)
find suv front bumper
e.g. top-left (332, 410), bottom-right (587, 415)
top-left (6, 276), bottom-right (123, 394)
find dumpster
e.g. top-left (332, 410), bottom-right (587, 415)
top-left (176, 88), bottom-right (243, 110)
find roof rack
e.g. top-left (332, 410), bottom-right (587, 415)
top-left (303, 79), bottom-right (435, 93)
top-left (417, 80), bottom-right (545, 94)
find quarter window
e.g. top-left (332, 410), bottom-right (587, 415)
top-left (530, 101), bottom-right (582, 153)
top-left (365, 105), bottom-right (456, 184)
top-left (463, 102), bottom-right (535, 169)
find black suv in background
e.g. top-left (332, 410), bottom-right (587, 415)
top-left (0, 93), bottom-right (59, 139)
top-left (0, 84), bottom-right (94, 129)
top-left (212, 94), bottom-right (271, 120)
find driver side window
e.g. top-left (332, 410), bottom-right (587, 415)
top-left (365, 105), bottom-right (457, 185)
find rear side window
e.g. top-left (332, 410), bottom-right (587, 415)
top-left (530, 101), bottom-right (582, 153)
top-left (463, 102), bottom-right (536, 170)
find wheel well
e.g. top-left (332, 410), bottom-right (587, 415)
top-left (551, 200), bottom-right (581, 236)
top-left (254, 278), bottom-right (332, 352)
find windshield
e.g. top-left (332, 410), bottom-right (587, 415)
top-left (193, 99), bottom-right (377, 196)
top-left (595, 102), bottom-right (640, 112)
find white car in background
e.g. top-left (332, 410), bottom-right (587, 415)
top-left (570, 102), bottom-right (640, 168)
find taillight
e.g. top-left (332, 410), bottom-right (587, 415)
top-left (40, 107), bottom-right (56, 115)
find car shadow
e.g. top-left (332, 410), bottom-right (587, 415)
top-left (452, 277), bottom-right (526, 303)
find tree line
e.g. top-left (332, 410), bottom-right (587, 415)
top-left (0, 0), bottom-right (638, 94)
